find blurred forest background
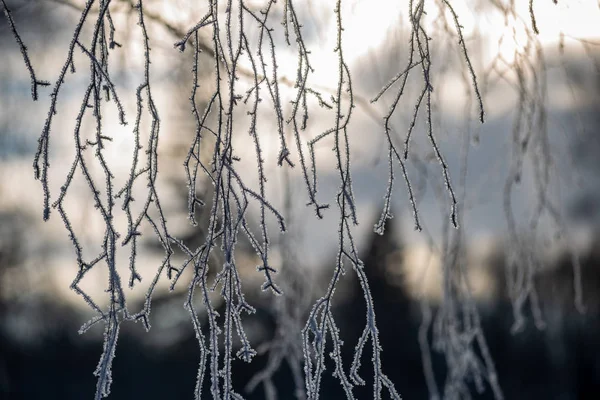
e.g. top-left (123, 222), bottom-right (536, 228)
top-left (1, 0), bottom-right (600, 399)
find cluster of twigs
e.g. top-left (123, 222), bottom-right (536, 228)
top-left (478, 0), bottom-right (586, 333)
top-left (366, 1), bottom-right (505, 399)
top-left (3, 0), bottom-right (588, 399)
top-left (25, 0), bottom-right (175, 398)
top-left (298, 1), bottom-right (401, 399)
top-left (371, 0), bottom-right (485, 235)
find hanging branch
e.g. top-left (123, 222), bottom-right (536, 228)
top-left (246, 164), bottom-right (311, 400)
top-left (37, 0), bottom-right (130, 398)
top-left (174, 0), bottom-right (295, 397)
top-left (302, 2), bottom-right (400, 399)
top-left (34, 0), bottom-right (100, 221)
top-left (31, 0), bottom-right (179, 398)
top-left (372, 0), bottom-right (488, 232)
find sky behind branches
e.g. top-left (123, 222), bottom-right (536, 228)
top-left (1, 0), bottom-right (599, 303)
